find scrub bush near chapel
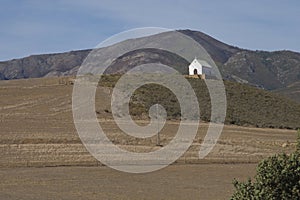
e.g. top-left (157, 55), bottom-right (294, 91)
top-left (231, 130), bottom-right (300, 200)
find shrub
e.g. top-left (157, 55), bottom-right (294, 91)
top-left (231, 130), bottom-right (300, 199)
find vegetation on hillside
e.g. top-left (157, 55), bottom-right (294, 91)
top-left (99, 75), bottom-right (300, 130)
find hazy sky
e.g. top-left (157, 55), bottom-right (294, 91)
top-left (1, 0), bottom-right (300, 61)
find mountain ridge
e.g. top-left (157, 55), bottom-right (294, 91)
top-left (0, 29), bottom-right (299, 102)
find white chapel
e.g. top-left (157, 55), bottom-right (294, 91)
top-left (188, 58), bottom-right (213, 77)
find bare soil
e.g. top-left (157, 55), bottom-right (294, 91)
top-left (0, 164), bottom-right (256, 200)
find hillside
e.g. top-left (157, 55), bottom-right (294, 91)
top-left (275, 81), bottom-right (300, 102)
top-left (0, 49), bottom-right (91, 79)
top-left (222, 50), bottom-right (300, 90)
top-left (98, 75), bottom-right (300, 130)
top-left (0, 30), bottom-right (299, 102)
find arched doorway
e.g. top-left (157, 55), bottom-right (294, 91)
top-left (193, 69), bottom-right (198, 75)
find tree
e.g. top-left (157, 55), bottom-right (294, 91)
top-left (231, 130), bottom-right (300, 200)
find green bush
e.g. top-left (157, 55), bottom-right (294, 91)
top-left (231, 130), bottom-right (300, 199)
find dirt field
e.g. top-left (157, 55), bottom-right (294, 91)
top-left (0, 77), bottom-right (298, 199)
top-left (0, 164), bottom-right (257, 200)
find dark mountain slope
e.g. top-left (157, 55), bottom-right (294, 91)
top-left (104, 48), bottom-right (189, 75)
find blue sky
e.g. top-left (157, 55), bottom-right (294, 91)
top-left (1, 0), bottom-right (300, 61)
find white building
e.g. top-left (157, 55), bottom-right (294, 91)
top-left (188, 58), bottom-right (213, 76)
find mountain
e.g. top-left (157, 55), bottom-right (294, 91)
top-left (223, 50), bottom-right (300, 88)
top-left (0, 49), bottom-right (91, 79)
top-left (0, 30), bottom-right (299, 102)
